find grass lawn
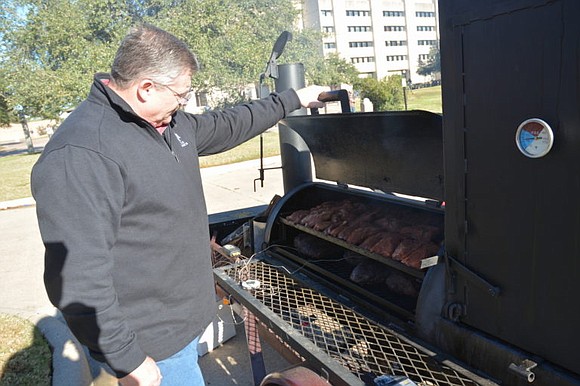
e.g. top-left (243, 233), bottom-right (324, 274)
top-left (0, 130), bottom-right (281, 202)
top-left (406, 85), bottom-right (442, 114)
top-left (0, 153), bottom-right (41, 202)
top-left (0, 314), bottom-right (52, 385)
top-left (0, 86), bottom-right (442, 202)
top-left (199, 129), bottom-right (280, 168)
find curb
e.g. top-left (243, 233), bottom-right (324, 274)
top-left (32, 310), bottom-right (93, 386)
top-left (0, 197), bottom-right (36, 211)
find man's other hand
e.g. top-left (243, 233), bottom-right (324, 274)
top-left (119, 356), bottom-right (162, 386)
top-left (295, 85), bottom-right (328, 109)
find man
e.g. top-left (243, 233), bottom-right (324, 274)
top-left (32, 24), bottom-right (325, 386)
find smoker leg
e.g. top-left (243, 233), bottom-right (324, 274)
top-left (244, 307), bottom-right (266, 386)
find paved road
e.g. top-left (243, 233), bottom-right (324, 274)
top-left (0, 136), bottom-right (290, 385)
top-left (0, 135), bottom-right (50, 157)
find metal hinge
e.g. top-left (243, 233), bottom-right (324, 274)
top-left (508, 359), bottom-right (538, 383)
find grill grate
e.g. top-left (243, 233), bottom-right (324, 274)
top-left (227, 260), bottom-right (481, 386)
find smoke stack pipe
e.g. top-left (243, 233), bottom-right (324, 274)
top-left (275, 63), bottom-right (313, 193)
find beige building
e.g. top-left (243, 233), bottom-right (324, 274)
top-left (298, 0), bottom-right (439, 84)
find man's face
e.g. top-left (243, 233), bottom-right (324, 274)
top-left (139, 73), bottom-right (192, 128)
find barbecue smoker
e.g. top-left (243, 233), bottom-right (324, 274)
top-left (210, 1), bottom-right (580, 385)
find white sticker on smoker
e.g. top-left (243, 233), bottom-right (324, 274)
top-left (421, 255), bottom-right (439, 269)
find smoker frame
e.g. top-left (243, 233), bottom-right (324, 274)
top-left (210, 107), bottom-right (494, 385)
top-left (209, 1), bottom-right (580, 385)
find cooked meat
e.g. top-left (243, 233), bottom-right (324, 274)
top-left (401, 242), bottom-right (440, 269)
top-left (337, 223), bottom-right (365, 241)
top-left (312, 220), bottom-right (333, 232)
top-left (331, 207), bottom-right (359, 223)
top-left (300, 210), bottom-right (333, 228)
top-left (392, 238), bottom-right (440, 269)
top-left (325, 220), bottom-right (348, 236)
top-left (386, 272), bottom-right (419, 297)
top-left (400, 225), bottom-right (442, 242)
top-left (285, 209), bottom-right (310, 223)
top-left (350, 258), bottom-right (391, 284)
top-left (374, 216), bottom-right (407, 232)
top-left (391, 238), bottom-right (423, 261)
top-left (359, 232), bottom-right (386, 250)
top-left (353, 205), bottom-right (385, 224)
top-left (293, 233), bottom-right (342, 259)
top-left (345, 225), bottom-right (380, 245)
top-left (369, 232), bottom-right (403, 257)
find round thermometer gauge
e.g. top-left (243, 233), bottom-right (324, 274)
top-left (515, 118), bottom-right (554, 158)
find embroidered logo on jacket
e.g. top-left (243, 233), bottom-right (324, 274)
top-left (174, 133), bottom-right (189, 148)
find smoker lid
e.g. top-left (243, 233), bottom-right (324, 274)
top-left (280, 110), bottom-right (444, 201)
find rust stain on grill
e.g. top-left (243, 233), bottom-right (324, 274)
top-left (226, 261), bottom-right (481, 386)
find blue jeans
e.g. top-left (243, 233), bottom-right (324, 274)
top-left (157, 337), bottom-right (204, 386)
top-left (85, 337), bottom-right (204, 385)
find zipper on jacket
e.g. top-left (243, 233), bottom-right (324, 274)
top-left (163, 125), bottom-right (180, 163)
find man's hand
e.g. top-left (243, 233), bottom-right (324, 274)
top-left (119, 356), bottom-right (162, 386)
top-left (295, 85), bottom-right (328, 109)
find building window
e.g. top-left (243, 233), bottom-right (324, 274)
top-left (346, 10), bottom-right (371, 17)
top-left (323, 26), bottom-right (335, 33)
top-left (348, 26), bottom-right (371, 32)
top-left (417, 26), bottom-right (435, 31)
top-left (418, 40), bottom-right (438, 46)
top-left (384, 26), bottom-right (406, 32)
top-left (416, 11), bottom-right (435, 17)
top-left (383, 11), bottom-right (405, 17)
top-left (324, 42), bottom-right (336, 49)
top-left (321, 10), bottom-right (332, 16)
top-left (349, 41), bottom-right (374, 48)
top-left (351, 56), bottom-right (375, 63)
top-left (418, 54), bottom-right (430, 60)
top-left (385, 40), bottom-right (407, 46)
top-left (386, 55), bottom-right (408, 61)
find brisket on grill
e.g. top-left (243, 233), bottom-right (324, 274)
top-left (293, 233), bottom-right (342, 259)
top-left (350, 258), bottom-right (420, 297)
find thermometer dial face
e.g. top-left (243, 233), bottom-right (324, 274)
top-left (515, 118), bottom-right (554, 158)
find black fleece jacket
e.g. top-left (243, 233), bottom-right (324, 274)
top-left (31, 73), bottom-right (301, 377)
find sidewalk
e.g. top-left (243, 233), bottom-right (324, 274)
top-left (0, 156), bottom-right (289, 385)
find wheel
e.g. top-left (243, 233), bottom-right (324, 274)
top-left (259, 366), bottom-right (333, 386)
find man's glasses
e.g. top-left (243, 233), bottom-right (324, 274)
top-left (153, 82), bottom-right (194, 106)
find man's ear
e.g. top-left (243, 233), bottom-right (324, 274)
top-left (137, 79), bottom-right (155, 102)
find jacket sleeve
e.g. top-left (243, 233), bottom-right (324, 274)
top-left (31, 145), bottom-right (146, 377)
top-left (189, 88), bottom-right (301, 155)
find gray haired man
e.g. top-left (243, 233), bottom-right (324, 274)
top-left (32, 23), bottom-right (324, 386)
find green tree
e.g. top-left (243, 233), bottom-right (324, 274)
top-left (417, 44), bottom-right (440, 78)
top-left (0, 71), bottom-right (12, 126)
top-left (354, 75), bottom-right (403, 111)
top-left (306, 53), bottom-right (359, 88)
top-left (152, 0), bottom-right (303, 106)
top-left (1, 0), bottom-right (131, 118)
top-left (0, 0), bottom-right (351, 115)
top-left (0, 94), bottom-right (11, 126)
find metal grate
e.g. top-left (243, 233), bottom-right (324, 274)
top-left (227, 260), bottom-right (482, 386)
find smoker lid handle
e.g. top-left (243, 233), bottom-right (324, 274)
top-left (311, 89), bottom-right (351, 115)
